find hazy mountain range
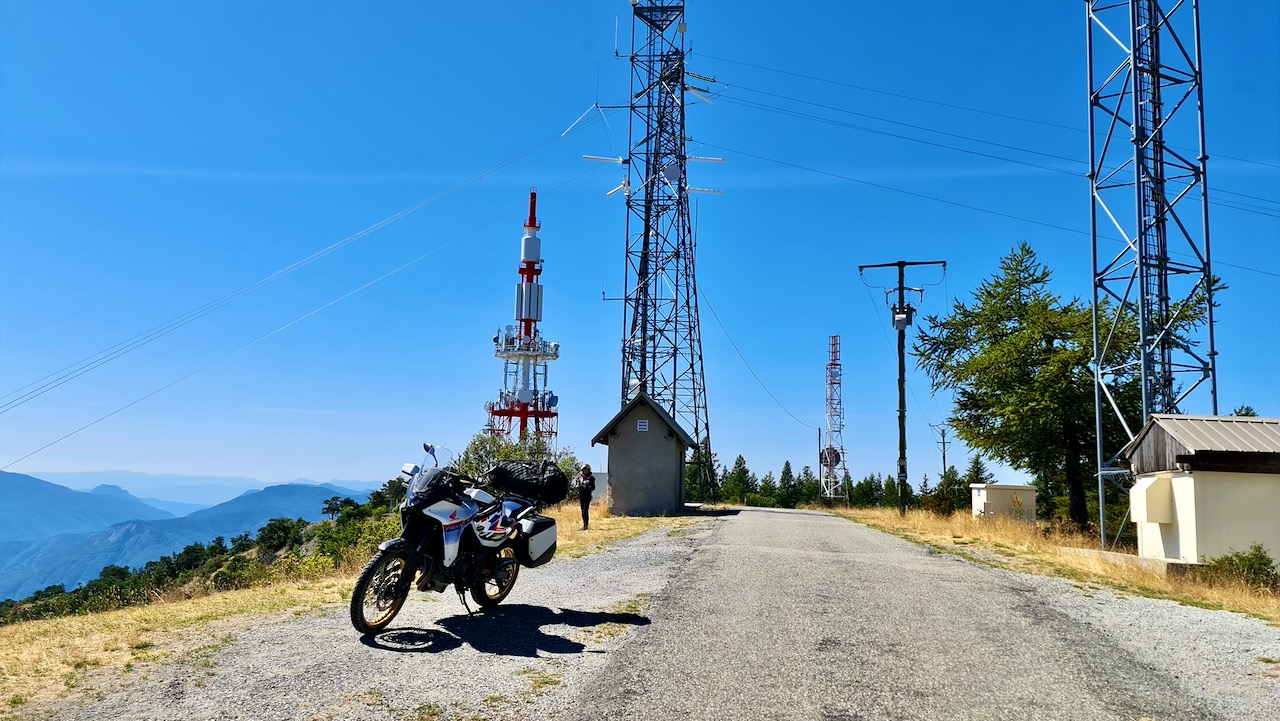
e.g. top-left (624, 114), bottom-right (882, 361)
top-left (0, 471), bottom-right (371, 601)
top-left (29, 469), bottom-right (383, 506)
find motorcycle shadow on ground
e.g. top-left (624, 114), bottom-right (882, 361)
top-left (360, 604), bottom-right (651, 658)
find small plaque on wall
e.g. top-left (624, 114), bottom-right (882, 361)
top-left (637, 419), bottom-right (649, 432)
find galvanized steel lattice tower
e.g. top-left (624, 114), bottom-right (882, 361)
top-left (622, 0), bottom-right (713, 501)
top-left (1087, 0), bottom-right (1217, 540)
top-left (821, 336), bottom-right (849, 500)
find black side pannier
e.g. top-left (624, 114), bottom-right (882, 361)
top-left (486, 460), bottom-right (569, 505)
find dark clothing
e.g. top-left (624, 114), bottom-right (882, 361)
top-left (577, 472), bottom-right (596, 529)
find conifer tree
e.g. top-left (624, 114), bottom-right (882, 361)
top-left (720, 455), bottom-right (752, 505)
top-left (777, 461), bottom-right (798, 508)
top-left (797, 465), bottom-right (821, 505)
top-left (759, 471), bottom-right (778, 499)
top-left (913, 242), bottom-right (1144, 526)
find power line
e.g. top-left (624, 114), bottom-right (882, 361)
top-left (701, 142), bottom-right (1280, 280)
top-left (2, 164), bottom-right (608, 469)
top-left (723, 83), bottom-right (1082, 165)
top-left (716, 94), bottom-right (1079, 177)
top-left (699, 52), bottom-right (1082, 133)
top-left (700, 290), bottom-right (818, 431)
top-left (701, 141), bottom-right (1091, 237)
top-left (715, 86), bottom-right (1280, 222)
top-left (1, 105), bottom-right (622, 415)
top-left (698, 51), bottom-right (1280, 172)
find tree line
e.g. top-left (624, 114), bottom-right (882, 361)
top-left (691, 448), bottom-right (998, 514)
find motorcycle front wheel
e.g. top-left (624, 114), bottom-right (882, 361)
top-left (470, 546), bottom-right (520, 607)
top-left (350, 548), bottom-right (413, 634)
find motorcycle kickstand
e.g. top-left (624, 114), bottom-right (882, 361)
top-left (456, 586), bottom-right (475, 618)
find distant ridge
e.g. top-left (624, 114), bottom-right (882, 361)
top-left (28, 470), bottom-right (381, 506)
top-left (0, 471), bottom-right (174, 543)
top-left (0, 482), bottom-right (370, 601)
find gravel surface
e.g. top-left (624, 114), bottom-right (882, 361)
top-left (33, 508), bottom-right (1280, 721)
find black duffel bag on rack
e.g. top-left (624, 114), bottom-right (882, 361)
top-left (485, 460), bottom-right (569, 505)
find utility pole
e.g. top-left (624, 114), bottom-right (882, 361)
top-left (859, 260), bottom-right (946, 516)
top-left (930, 422), bottom-right (950, 481)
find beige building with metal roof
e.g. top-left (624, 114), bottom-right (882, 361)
top-left (1123, 415), bottom-right (1280, 563)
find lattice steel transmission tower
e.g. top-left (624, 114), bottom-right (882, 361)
top-left (1087, 0), bottom-right (1217, 542)
top-left (821, 336), bottom-right (849, 500)
top-left (617, 0), bottom-right (714, 501)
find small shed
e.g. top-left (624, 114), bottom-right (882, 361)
top-left (591, 392), bottom-right (696, 516)
top-left (1123, 414), bottom-right (1280, 564)
top-left (969, 483), bottom-right (1036, 521)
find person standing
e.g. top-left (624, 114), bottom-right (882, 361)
top-left (576, 464), bottom-right (596, 530)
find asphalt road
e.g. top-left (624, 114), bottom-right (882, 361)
top-left (568, 507), bottom-right (1219, 721)
top-left (50, 505), bottom-right (1279, 721)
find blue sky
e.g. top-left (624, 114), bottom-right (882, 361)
top-left (2, 1), bottom-right (1277, 493)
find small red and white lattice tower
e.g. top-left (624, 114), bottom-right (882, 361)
top-left (483, 189), bottom-right (560, 440)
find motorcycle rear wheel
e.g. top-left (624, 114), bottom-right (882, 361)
top-left (470, 546), bottom-right (520, 607)
top-left (350, 548), bottom-right (413, 634)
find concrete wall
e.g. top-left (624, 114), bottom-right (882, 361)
top-left (1132, 470), bottom-right (1280, 563)
top-left (602, 404), bottom-right (685, 516)
top-left (969, 484), bottom-right (1036, 521)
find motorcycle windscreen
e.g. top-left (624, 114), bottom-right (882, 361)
top-left (516, 515), bottom-right (557, 567)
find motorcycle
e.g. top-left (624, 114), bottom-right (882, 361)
top-left (349, 443), bottom-right (567, 635)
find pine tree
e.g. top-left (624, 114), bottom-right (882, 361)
top-left (850, 473), bottom-right (883, 507)
top-left (757, 471), bottom-right (778, 503)
top-left (778, 461), bottom-right (798, 508)
top-left (932, 464), bottom-right (967, 514)
top-left (963, 456), bottom-right (994, 486)
top-left (797, 465), bottom-right (821, 505)
top-left (912, 242), bottom-right (1164, 526)
top-left (881, 473), bottom-right (900, 508)
top-left (720, 455), bottom-right (752, 505)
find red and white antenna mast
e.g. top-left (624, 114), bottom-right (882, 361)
top-left (484, 189), bottom-right (560, 441)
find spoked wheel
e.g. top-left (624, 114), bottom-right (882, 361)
top-left (350, 548), bottom-right (413, 634)
top-left (470, 546), bottom-right (520, 607)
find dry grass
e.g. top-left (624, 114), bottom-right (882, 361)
top-left (0, 580), bottom-right (350, 711)
top-left (0, 502), bottom-right (690, 713)
top-left (835, 506), bottom-right (1280, 624)
top-left (545, 500), bottom-right (699, 557)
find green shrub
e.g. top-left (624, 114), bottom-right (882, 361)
top-left (744, 493), bottom-right (779, 508)
top-left (1200, 544), bottom-right (1280, 591)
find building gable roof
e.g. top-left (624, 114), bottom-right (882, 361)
top-left (1125, 414), bottom-right (1280, 456)
top-left (591, 392), bottom-right (697, 448)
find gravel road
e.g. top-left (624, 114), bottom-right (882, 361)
top-left (41, 507), bottom-right (1280, 721)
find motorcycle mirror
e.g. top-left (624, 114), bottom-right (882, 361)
top-left (423, 443), bottom-right (438, 466)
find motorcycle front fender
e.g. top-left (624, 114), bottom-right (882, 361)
top-left (379, 538), bottom-right (412, 552)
